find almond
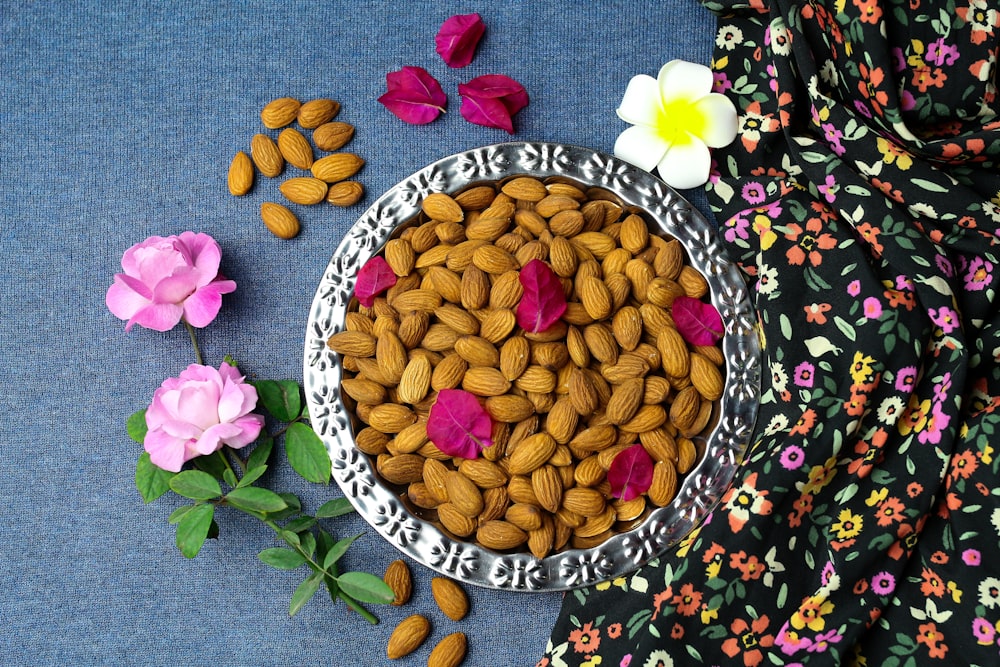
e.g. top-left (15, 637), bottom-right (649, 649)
top-left (297, 98), bottom-right (339, 129)
top-left (507, 432), bottom-right (557, 475)
top-left (476, 520), bottom-right (528, 550)
top-left (383, 559), bottom-right (413, 606)
top-left (427, 267), bottom-right (464, 304)
top-left (489, 271), bottom-right (524, 310)
top-left (505, 502), bottom-right (544, 531)
top-left (460, 265), bottom-right (490, 310)
top-left (568, 425), bottom-right (617, 452)
top-left (455, 335), bottom-right (500, 367)
top-left (549, 209), bottom-right (585, 237)
top-left (619, 213), bottom-right (649, 254)
top-left (251, 134), bottom-right (284, 178)
top-left (501, 176), bottom-right (548, 202)
top-left (654, 238), bottom-right (685, 279)
top-left (690, 352), bottom-right (724, 401)
top-left (279, 177), bottom-right (327, 205)
top-left (312, 121), bottom-right (354, 151)
top-left (583, 323), bottom-right (619, 365)
top-left (458, 458), bottom-right (508, 489)
top-left (678, 265), bottom-right (709, 298)
top-left (669, 386), bottom-right (701, 433)
top-left (227, 151), bottom-right (254, 196)
top-left (340, 377), bottom-right (386, 405)
top-left (392, 420), bottom-right (429, 454)
top-left (621, 404), bottom-right (667, 433)
top-left (677, 436), bottom-right (698, 474)
top-left (327, 330), bottom-right (376, 357)
top-left (397, 355), bottom-right (432, 404)
top-left (485, 394), bottom-right (535, 423)
top-left (527, 515), bottom-right (556, 559)
top-left (260, 97), bottom-right (300, 129)
top-left (455, 185), bottom-right (497, 210)
top-left (648, 460), bottom-right (679, 506)
top-left (534, 194), bottom-right (579, 218)
top-left (427, 632), bottom-right (468, 667)
top-left (499, 336), bottom-right (530, 381)
top-left (277, 127), bottom-right (314, 170)
top-left (445, 470), bottom-right (485, 517)
top-left (657, 327), bottom-right (690, 379)
top-left (579, 276), bottom-right (613, 321)
top-left (640, 428), bottom-right (678, 464)
top-left (422, 192), bottom-right (464, 223)
top-left (544, 397), bottom-right (579, 445)
top-left (573, 455), bottom-right (606, 487)
top-left (260, 202), bottom-right (299, 239)
top-left (368, 405), bottom-right (418, 434)
top-left (386, 614), bottom-right (431, 659)
top-left (531, 464), bottom-right (563, 513)
top-left (438, 502), bottom-right (477, 537)
top-left (612, 306), bottom-right (643, 351)
top-left (431, 577), bottom-right (470, 621)
top-left (375, 331), bottom-right (408, 384)
top-left (568, 368), bottom-right (599, 415)
top-left (514, 365), bottom-right (557, 394)
top-left (478, 308), bottom-right (517, 344)
top-left (323, 180), bottom-right (364, 207)
top-left (605, 377), bottom-right (645, 425)
top-left (562, 487), bottom-right (606, 517)
top-left (377, 453), bottom-right (425, 485)
top-left (431, 353), bottom-right (468, 391)
top-left (472, 244), bottom-right (520, 275)
top-left (311, 153), bottom-right (364, 183)
top-left (462, 367), bottom-right (511, 397)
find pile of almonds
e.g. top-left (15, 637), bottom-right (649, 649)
top-left (327, 175), bottom-right (725, 558)
top-left (228, 97), bottom-right (366, 239)
top-left (383, 558), bottom-right (470, 666)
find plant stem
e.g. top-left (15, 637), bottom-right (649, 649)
top-left (184, 320), bottom-right (204, 365)
top-left (223, 446), bottom-right (248, 475)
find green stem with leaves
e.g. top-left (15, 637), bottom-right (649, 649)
top-left (184, 319), bottom-right (204, 365)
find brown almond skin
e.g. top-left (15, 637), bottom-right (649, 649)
top-left (313, 121), bottom-right (355, 151)
top-left (383, 559), bottom-right (413, 606)
top-left (227, 151), bottom-right (254, 196)
top-left (431, 576), bottom-right (470, 621)
top-left (386, 614), bottom-right (431, 659)
top-left (427, 632), bottom-right (467, 667)
top-left (260, 97), bottom-right (300, 129)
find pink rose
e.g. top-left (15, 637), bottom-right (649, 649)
top-left (144, 362), bottom-right (265, 472)
top-left (106, 231), bottom-right (237, 332)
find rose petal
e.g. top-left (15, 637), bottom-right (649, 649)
top-left (144, 428), bottom-right (188, 473)
top-left (615, 74), bottom-right (664, 127)
top-left (694, 93), bottom-right (739, 147)
top-left (182, 280), bottom-right (236, 328)
top-left (614, 124), bottom-right (672, 173)
top-left (177, 231), bottom-right (223, 284)
top-left (658, 59), bottom-right (714, 102)
top-left (177, 383), bottom-right (221, 430)
top-left (127, 302), bottom-right (184, 332)
top-left (194, 422), bottom-right (243, 456)
top-left (106, 277), bottom-right (152, 323)
top-left (656, 135), bottom-right (712, 190)
top-left (225, 414), bottom-right (265, 449)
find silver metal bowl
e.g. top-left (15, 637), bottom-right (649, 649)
top-left (304, 142), bottom-right (760, 591)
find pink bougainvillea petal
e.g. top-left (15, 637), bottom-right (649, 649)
top-left (672, 295), bottom-right (725, 346)
top-left (516, 259), bottom-right (566, 333)
top-left (458, 74), bottom-right (529, 133)
top-left (355, 256), bottom-right (397, 308)
top-left (426, 388), bottom-right (493, 459)
top-left (378, 66), bottom-right (448, 125)
top-left (435, 13), bottom-right (485, 68)
top-left (607, 444), bottom-right (655, 501)
top-left (459, 94), bottom-right (514, 133)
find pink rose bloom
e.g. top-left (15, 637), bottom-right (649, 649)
top-left (106, 231), bottom-right (236, 332)
top-left (144, 362), bottom-right (265, 472)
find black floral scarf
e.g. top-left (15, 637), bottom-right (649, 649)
top-left (542, 0), bottom-right (1000, 665)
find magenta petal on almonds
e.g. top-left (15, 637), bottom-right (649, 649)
top-left (426, 388), bottom-right (493, 459)
top-left (607, 444), bottom-right (655, 501)
top-left (378, 66), bottom-right (448, 125)
top-left (355, 256), bottom-right (397, 308)
top-left (459, 94), bottom-right (514, 133)
top-left (672, 295), bottom-right (725, 346)
top-left (516, 259), bottom-right (567, 333)
top-left (435, 13), bottom-right (486, 68)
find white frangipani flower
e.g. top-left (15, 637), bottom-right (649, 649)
top-left (614, 59), bottom-right (738, 190)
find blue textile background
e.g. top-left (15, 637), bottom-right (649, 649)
top-left (0, 2), bottom-right (714, 665)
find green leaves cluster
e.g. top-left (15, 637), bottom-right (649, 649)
top-left (129, 377), bottom-right (393, 621)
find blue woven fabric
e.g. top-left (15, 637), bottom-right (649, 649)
top-left (0, 2), bottom-right (715, 665)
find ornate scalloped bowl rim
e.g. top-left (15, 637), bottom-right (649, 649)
top-left (304, 141), bottom-right (760, 592)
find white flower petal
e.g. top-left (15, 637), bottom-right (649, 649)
top-left (694, 93), bottom-right (739, 147)
top-left (615, 74), bottom-right (664, 127)
top-left (614, 125), bottom-right (671, 172)
top-left (658, 59), bottom-right (714, 102)
top-left (656, 135), bottom-right (711, 189)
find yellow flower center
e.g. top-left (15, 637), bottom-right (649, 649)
top-left (656, 98), bottom-right (705, 145)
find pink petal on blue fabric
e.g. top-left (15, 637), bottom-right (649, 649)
top-left (128, 302), bottom-right (184, 332)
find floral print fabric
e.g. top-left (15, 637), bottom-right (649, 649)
top-left (542, 0), bottom-right (1000, 665)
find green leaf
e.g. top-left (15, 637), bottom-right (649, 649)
top-left (169, 470), bottom-right (223, 501)
top-left (300, 532), bottom-right (317, 559)
top-left (910, 177), bottom-right (949, 193)
top-left (290, 571), bottom-right (323, 616)
top-left (285, 422), bottom-right (331, 484)
top-left (223, 468), bottom-right (238, 489)
top-left (193, 451), bottom-right (229, 481)
top-left (238, 465), bottom-right (268, 488)
top-left (283, 516), bottom-right (317, 533)
top-left (168, 504), bottom-right (196, 525)
top-left (258, 547), bottom-right (307, 570)
top-left (323, 533), bottom-right (364, 570)
top-left (269, 492), bottom-right (303, 521)
top-left (335, 571), bottom-right (395, 605)
top-left (316, 497), bottom-right (355, 519)
top-left (176, 503), bottom-right (215, 558)
top-left (223, 354), bottom-right (238, 368)
top-left (127, 409), bottom-right (148, 444)
top-left (135, 452), bottom-right (176, 503)
top-left (254, 379), bottom-right (302, 422)
top-left (225, 486), bottom-right (288, 514)
top-left (247, 436), bottom-right (274, 470)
